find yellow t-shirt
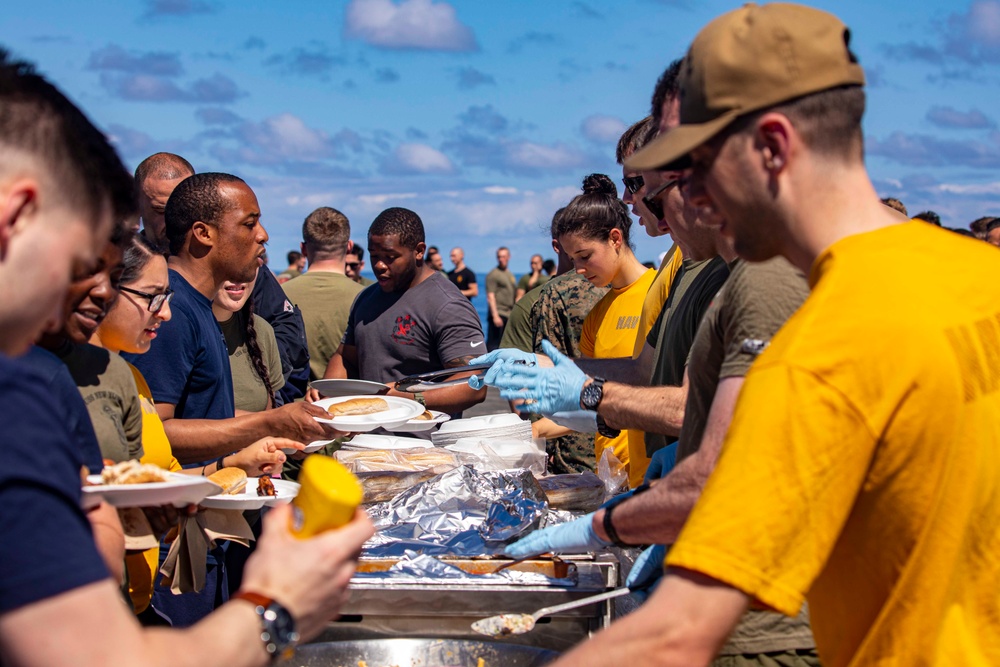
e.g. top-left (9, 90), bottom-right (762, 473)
top-left (124, 362), bottom-right (181, 614)
top-left (580, 268), bottom-right (655, 478)
top-left (632, 244), bottom-right (684, 358)
top-left (666, 222), bottom-right (1000, 667)
top-left (625, 245), bottom-right (684, 486)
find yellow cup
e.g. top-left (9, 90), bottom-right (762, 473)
top-left (290, 454), bottom-right (363, 538)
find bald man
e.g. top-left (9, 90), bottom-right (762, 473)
top-left (135, 152), bottom-right (195, 249)
top-left (447, 246), bottom-right (478, 299)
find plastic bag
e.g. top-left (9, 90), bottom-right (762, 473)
top-left (596, 447), bottom-right (628, 500)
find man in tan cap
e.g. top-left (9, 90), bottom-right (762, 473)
top-left (546, 3), bottom-right (1000, 666)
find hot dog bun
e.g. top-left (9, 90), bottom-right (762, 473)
top-left (414, 410), bottom-right (435, 421)
top-left (208, 467), bottom-right (247, 495)
top-left (326, 397), bottom-right (389, 417)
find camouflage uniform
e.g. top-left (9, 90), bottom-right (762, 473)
top-left (529, 273), bottom-right (608, 474)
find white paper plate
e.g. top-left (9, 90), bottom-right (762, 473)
top-left (312, 395), bottom-right (424, 432)
top-left (391, 410), bottom-right (451, 433)
top-left (344, 434), bottom-right (435, 450)
top-left (434, 412), bottom-right (525, 434)
top-left (282, 439), bottom-right (335, 455)
top-left (199, 478), bottom-right (300, 510)
top-left (309, 378), bottom-right (388, 398)
top-left (82, 473), bottom-right (220, 510)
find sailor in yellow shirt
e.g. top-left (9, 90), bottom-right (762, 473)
top-left (579, 266), bottom-right (654, 472)
top-left (546, 5), bottom-right (1000, 667)
top-left (558, 173), bottom-right (655, 479)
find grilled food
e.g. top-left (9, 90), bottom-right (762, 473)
top-left (257, 476), bottom-right (277, 497)
top-left (101, 460), bottom-right (168, 485)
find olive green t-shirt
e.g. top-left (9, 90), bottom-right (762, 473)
top-left (219, 311), bottom-right (285, 413)
top-left (486, 267), bottom-right (516, 317)
top-left (57, 341), bottom-right (144, 462)
top-left (500, 284), bottom-right (546, 353)
top-left (282, 271), bottom-right (363, 380)
top-left (673, 257), bottom-right (814, 656)
top-left (677, 257), bottom-right (809, 463)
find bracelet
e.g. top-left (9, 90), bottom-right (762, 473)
top-left (413, 392), bottom-right (426, 407)
top-left (214, 454), bottom-right (228, 473)
top-left (602, 503), bottom-right (633, 548)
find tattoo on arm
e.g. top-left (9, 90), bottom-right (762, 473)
top-left (445, 355), bottom-right (477, 368)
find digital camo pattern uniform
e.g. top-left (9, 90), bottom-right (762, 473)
top-left (530, 272), bottom-right (608, 474)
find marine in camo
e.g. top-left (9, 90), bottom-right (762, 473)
top-left (529, 272), bottom-right (608, 474)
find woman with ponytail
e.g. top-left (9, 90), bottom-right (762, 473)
top-left (556, 174), bottom-right (655, 485)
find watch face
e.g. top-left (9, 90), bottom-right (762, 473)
top-left (581, 381), bottom-right (603, 410)
top-left (263, 604), bottom-right (299, 652)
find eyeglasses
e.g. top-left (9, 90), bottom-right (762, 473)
top-left (641, 177), bottom-right (680, 221)
top-left (622, 175), bottom-right (644, 195)
top-left (346, 262), bottom-right (361, 271)
top-left (119, 286), bottom-right (174, 313)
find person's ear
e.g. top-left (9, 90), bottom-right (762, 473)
top-left (756, 113), bottom-right (792, 174)
top-left (0, 180), bottom-right (39, 262)
top-left (415, 241), bottom-right (426, 262)
top-left (609, 227), bottom-right (624, 249)
top-left (190, 220), bottom-right (214, 248)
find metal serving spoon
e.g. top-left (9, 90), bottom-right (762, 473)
top-left (471, 587), bottom-right (631, 637)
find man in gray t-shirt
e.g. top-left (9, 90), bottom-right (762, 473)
top-left (328, 207), bottom-right (486, 415)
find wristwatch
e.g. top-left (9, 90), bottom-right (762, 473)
top-left (233, 591), bottom-right (300, 661)
top-left (580, 378), bottom-right (621, 438)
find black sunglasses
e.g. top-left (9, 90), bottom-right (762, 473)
top-left (622, 175), bottom-right (644, 195)
top-left (641, 177), bottom-right (680, 221)
top-left (120, 286), bottom-right (174, 313)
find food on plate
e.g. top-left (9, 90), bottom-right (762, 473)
top-left (414, 410), bottom-right (435, 421)
top-left (257, 476), bottom-right (277, 497)
top-left (101, 460), bottom-right (168, 485)
top-left (538, 471), bottom-right (605, 512)
top-left (207, 467), bottom-right (248, 495)
top-left (326, 397), bottom-right (389, 417)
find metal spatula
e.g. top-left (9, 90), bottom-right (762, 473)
top-left (471, 587), bottom-right (630, 637)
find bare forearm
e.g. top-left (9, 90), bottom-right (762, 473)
top-left (324, 353), bottom-right (350, 379)
top-left (594, 454), bottom-right (710, 545)
top-left (486, 293), bottom-right (498, 317)
top-left (389, 383), bottom-right (486, 414)
top-left (599, 381), bottom-right (684, 435)
top-left (461, 286), bottom-right (478, 298)
top-left (546, 576), bottom-right (728, 667)
top-left (144, 602), bottom-right (269, 667)
top-left (163, 413), bottom-right (273, 463)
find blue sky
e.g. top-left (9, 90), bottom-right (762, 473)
top-left (6, 0), bottom-right (1000, 273)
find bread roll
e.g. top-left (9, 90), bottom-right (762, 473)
top-left (414, 410), bottom-right (435, 421)
top-left (208, 467), bottom-right (248, 495)
top-left (327, 397), bottom-right (389, 417)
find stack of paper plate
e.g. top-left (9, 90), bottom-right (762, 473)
top-left (430, 413), bottom-right (533, 447)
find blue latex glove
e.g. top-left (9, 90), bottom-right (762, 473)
top-left (503, 513), bottom-right (610, 559)
top-left (490, 341), bottom-right (587, 416)
top-left (626, 544), bottom-right (668, 602)
top-left (549, 409), bottom-right (598, 433)
top-left (643, 442), bottom-right (678, 484)
top-left (468, 348), bottom-right (538, 390)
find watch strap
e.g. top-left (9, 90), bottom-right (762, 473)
top-left (602, 502), bottom-right (633, 547)
top-left (233, 590), bottom-right (272, 608)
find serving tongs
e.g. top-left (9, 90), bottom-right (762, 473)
top-left (394, 360), bottom-right (533, 393)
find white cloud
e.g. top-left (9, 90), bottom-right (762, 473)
top-left (503, 141), bottom-right (589, 171)
top-left (938, 181), bottom-right (1000, 195)
top-left (356, 192), bottom-right (419, 207)
top-left (483, 186), bottom-right (518, 195)
top-left (581, 114), bottom-right (627, 143)
top-left (385, 143), bottom-right (455, 174)
top-left (237, 113), bottom-right (336, 160)
top-left (344, 0), bottom-right (477, 51)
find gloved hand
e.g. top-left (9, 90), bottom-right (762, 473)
top-left (490, 341), bottom-right (587, 416)
top-left (503, 513), bottom-right (610, 559)
top-left (549, 409), bottom-right (598, 433)
top-left (643, 442), bottom-right (678, 484)
top-left (468, 348), bottom-right (538, 390)
top-left (626, 544), bottom-right (668, 602)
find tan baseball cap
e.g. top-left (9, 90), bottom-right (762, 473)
top-left (626, 3), bottom-right (865, 172)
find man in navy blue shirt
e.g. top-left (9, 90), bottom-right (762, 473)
top-left (0, 49), bottom-right (372, 667)
top-left (126, 174), bottom-right (340, 465)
